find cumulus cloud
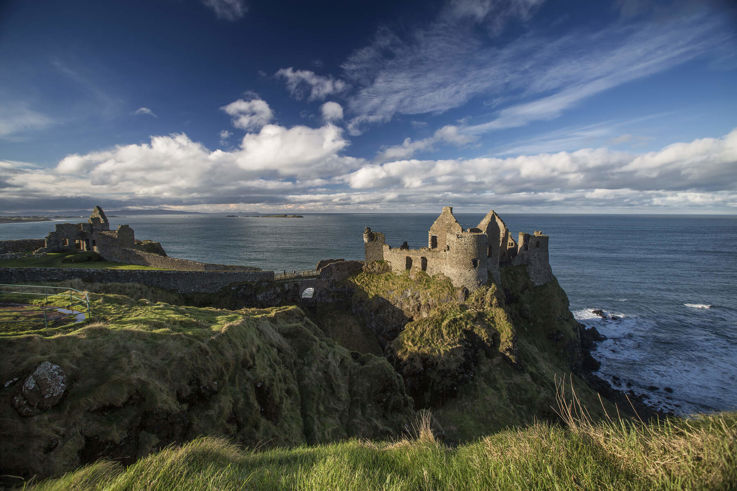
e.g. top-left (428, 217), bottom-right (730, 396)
top-left (234, 123), bottom-right (350, 178)
top-left (202, 0), bottom-right (247, 20)
top-left (221, 98), bottom-right (273, 131)
top-left (275, 67), bottom-right (348, 101)
top-left (346, 127), bottom-right (737, 208)
top-left (321, 102), bottom-right (344, 122)
top-left (133, 107), bottom-right (157, 118)
top-left (4, 127), bottom-right (737, 213)
top-left (14, 118), bottom-right (354, 207)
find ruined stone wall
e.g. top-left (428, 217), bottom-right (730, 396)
top-left (363, 228), bottom-right (386, 263)
top-left (428, 206), bottom-right (462, 251)
top-left (0, 239), bottom-right (45, 254)
top-left (382, 246), bottom-right (446, 276)
top-left (98, 246), bottom-right (259, 272)
top-left (0, 267), bottom-right (274, 294)
top-left (476, 211), bottom-right (507, 284)
top-left (116, 225), bottom-right (135, 248)
top-left (514, 232), bottom-right (552, 286)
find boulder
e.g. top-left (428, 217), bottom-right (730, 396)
top-left (11, 362), bottom-right (67, 416)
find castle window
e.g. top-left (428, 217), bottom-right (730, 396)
top-left (405, 257), bottom-right (413, 270)
top-left (471, 258), bottom-right (479, 268)
top-left (430, 235), bottom-right (438, 249)
top-left (487, 246), bottom-right (491, 257)
top-left (63, 239), bottom-right (69, 246)
top-left (421, 257), bottom-right (427, 271)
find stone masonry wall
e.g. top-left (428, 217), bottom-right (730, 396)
top-left (0, 239), bottom-right (45, 254)
top-left (98, 246), bottom-right (259, 272)
top-left (0, 268), bottom-right (274, 294)
top-left (363, 229), bottom-right (386, 263)
top-left (382, 246), bottom-right (445, 277)
top-left (514, 232), bottom-right (552, 286)
top-left (428, 206), bottom-right (462, 251)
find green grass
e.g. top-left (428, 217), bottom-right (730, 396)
top-left (31, 409), bottom-right (737, 490)
top-left (0, 289), bottom-right (254, 338)
top-left (0, 252), bottom-right (163, 270)
top-left (349, 270), bottom-right (455, 304)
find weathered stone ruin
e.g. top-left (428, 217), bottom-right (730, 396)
top-left (364, 206), bottom-right (553, 290)
top-left (43, 206), bottom-right (149, 260)
top-left (41, 206), bottom-right (259, 272)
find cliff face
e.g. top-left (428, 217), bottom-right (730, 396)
top-left (0, 296), bottom-right (413, 479)
top-left (343, 265), bottom-right (612, 441)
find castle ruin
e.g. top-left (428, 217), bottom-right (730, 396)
top-left (43, 206), bottom-right (135, 254)
top-left (41, 206), bottom-right (257, 272)
top-left (364, 206), bottom-right (553, 291)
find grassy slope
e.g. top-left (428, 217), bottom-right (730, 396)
top-left (0, 252), bottom-right (162, 270)
top-left (34, 411), bottom-right (737, 490)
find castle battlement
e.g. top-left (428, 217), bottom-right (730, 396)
top-left (364, 207), bottom-right (553, 290)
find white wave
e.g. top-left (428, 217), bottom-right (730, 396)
top-left (573, 308), bottom-right (600, 321)
top-left (684, 303), bottom-right (712, 310)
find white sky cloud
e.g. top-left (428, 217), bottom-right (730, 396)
top-left (133, 107), bottom-right (157, 118)
top-left (343, 5), bottom-right (731, 135)
top-left (4, 125), bottom-right (737, 213)
top-left (321, 101), bottom-right (344, 122)
top-left (202, 0), bottom-right (247, 21)
top-left (378, 125), bottom-right (474, 161)
top-left (221, 98), bottom-right (274, 131)
top-left (276, 68), bottom-right (348, 101)
top-left (0, 103), bottom-right (53, 138)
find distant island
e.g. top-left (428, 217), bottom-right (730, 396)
top-left (0, 216), bottom-right (52, 224)
top-left (227, 214), bottom-right (304, 218)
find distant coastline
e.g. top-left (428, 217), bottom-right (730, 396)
top-left (0, 216), bottom-right (52, 224)
top-left (227, 214), bottom-right (304, 218)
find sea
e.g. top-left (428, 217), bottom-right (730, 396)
top-left (2, 213), bottom-right (736, 416)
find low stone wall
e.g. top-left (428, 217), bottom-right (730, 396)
top-left (0, 268), bottom-right (275, 294)
top-left (99, 246), bottom-right (259, 272)
top-left (0, 239), bottom-right (45, 254)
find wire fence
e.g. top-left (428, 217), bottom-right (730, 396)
top-left (0, 283), bottom-right (91, 329)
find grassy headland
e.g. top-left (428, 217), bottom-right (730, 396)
top-left (4, 265), bottom-right (735, 487)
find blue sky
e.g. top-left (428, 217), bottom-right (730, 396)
top-left (1, 0), bottom-right (736, 213)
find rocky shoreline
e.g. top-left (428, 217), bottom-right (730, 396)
top-left (576, 319), bottom-right (667, 419)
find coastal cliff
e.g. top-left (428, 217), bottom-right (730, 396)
top-left (2, 261), bottom-right (644, 480)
